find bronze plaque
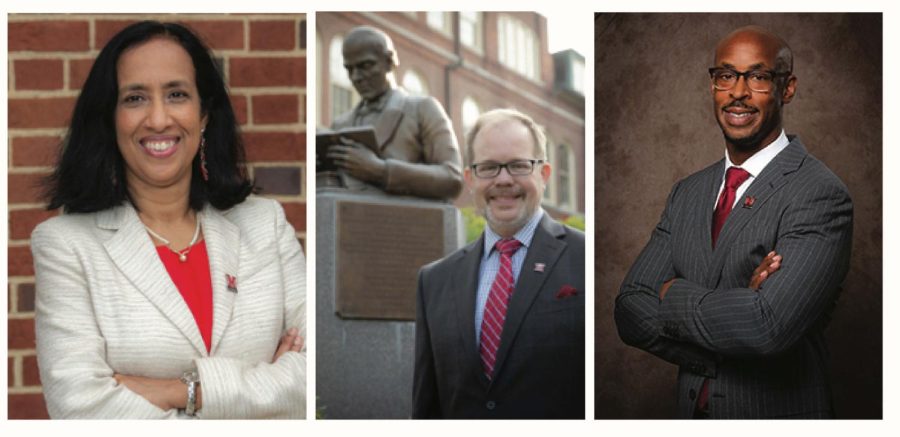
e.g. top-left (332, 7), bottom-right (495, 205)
top-left (336, 201), bottom-right (445, 320)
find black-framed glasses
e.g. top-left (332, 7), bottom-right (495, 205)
top-left (708, 67), bottom-right (791, 93)
top-left (470, 159), bottom-right (544, 178)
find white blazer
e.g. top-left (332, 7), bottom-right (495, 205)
top-left (32, 196), bottom-right (306, 419)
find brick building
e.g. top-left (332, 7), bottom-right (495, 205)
top-left (7, 13), bottom-right (307, 419)
top-left (316, 12), bottom-right (585, 217)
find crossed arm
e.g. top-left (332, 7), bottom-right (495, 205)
top-left (33, 202), bottom-right (307, 419)
top-left (615, 178), bottom-right (852, 363)
top-left (113, 329), bottom-right (302, 412)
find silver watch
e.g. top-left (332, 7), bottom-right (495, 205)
top-left (180, 370), bottom-right (200, 416)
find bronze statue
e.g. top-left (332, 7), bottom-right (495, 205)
top-left (321, 26), bottom-right (463, 201)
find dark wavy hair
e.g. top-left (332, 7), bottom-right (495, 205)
top-left (45, 21), bottom-right (253, 213)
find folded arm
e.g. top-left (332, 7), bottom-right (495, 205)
top-left (614, 182), bottom-right (718, 375)
top-left (195, 200), bottom-right (307, 419)
top-left (33, 222), bottom-right (177, 419)
top-left (657, 180), bottom-right (853, 356)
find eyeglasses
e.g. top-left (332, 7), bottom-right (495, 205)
top-left (708, 67), bottom-right (791, 93)
top-left (470, 159), bottom-right (544, 178)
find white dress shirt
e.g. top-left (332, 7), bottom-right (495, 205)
top-left (716, 130), bottom-right (790, 209)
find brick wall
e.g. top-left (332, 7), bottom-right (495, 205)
top-left (7, 13), bottom-right (307, 419)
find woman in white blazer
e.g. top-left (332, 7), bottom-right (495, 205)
top-left (31, 21), bottom-right (305, 419)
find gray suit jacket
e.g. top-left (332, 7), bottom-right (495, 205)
top-left (413, 213), bottom-right (585, 418)
top-left (615, 136), bottom-right (853, 419)
top-left (32, 196), bottom-right (306, 419)
top-left (332, 87), bottom-right (463, 200)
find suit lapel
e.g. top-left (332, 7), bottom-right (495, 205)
top-left (374, 89), bottom-right (406, 149)
top-left (200, 206), bottom-right (240, 355)
top-left (99, 204), bottom-right (207, 355)
top-left (706, 139), bottom-right (807, 284)
top-left (491, 215), bottom-right (566, 383)
top-left (451, 238), bottom-right (486, 386)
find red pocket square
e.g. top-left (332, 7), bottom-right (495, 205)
top-left (555, 285), bottom-right (579, 299)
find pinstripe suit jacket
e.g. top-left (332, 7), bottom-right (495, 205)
top-left (615, 137), bottom-right (853, 419)
top-left (32, 196), bottom-right (306, 419)
top-left (413, 214), bottom-right (585, 418)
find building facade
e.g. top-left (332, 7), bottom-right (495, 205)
top-left (317, 11), bottom-right (585, 217)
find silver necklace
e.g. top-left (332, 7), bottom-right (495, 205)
top-left (144, 215), bottom-right (201, 263)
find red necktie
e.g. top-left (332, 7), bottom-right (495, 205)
top-left (697, 166), bottom-right (750, 416)
top-left (480, 238), bottom-right (522, 380)
top-left (711, 167), bottom-right (751, 248)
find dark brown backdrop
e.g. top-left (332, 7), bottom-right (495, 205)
top-left (594, 13), bottom-right (882, 419)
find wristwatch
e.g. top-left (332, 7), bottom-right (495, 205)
top-left (180, 370), bottom-right (200, 416)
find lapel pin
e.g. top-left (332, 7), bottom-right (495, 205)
top-left (743, 196), bottom-right (756, 209)
top-left (226, 274), bottom-right (238, 293)
top-left (534, 263), bottom-right (545, 273)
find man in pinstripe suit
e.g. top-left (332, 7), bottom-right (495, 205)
top-left (615, 26), bottom-right (853, 419)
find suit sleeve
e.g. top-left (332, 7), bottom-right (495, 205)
top-left (194, 200), bottom-right (306, 419)
top-left (657, 177), bottom-right (853, 356)
top-left (615, 182), bottom-right (719, 375)
top-left (383, 96), bottom-right (463, 200)
top-left (412, 267), bottom-right (442, 418)
top-left (32, 222), bottom-right (178, 419)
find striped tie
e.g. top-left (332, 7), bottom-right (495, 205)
top-left (480, 238), bottom-right (522, 380)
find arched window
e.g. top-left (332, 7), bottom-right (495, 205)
top-left (461, 97), bottom-right (482, 138)
top-left (402, 70), bottom-right (430, 97)
top-left (329, 35), bottom-right (358, 120)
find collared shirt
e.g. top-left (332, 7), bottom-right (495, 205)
top-left (474, 209), bottom-right (544, 344)
top-left (352, 88), bottom-right (392, 127)
top-left (715, 130), bottom-right (790, 209)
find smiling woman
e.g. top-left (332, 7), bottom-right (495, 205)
top-left (32, 21), bottom-right (306, 419)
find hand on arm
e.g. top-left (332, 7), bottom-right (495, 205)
top-left (749, 251), bottom-right (781, 290)
top-left (660, 251), bottom-right (780, 299)
top-left (113, 374), bottom-right (195, 412)
top-left (115, 326), bottom-right (302, 413)
top-left (272, 327), bottom-right (304, 362)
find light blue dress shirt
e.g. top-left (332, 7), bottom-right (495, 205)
top-left (474, 209), bottom-right (544, 344)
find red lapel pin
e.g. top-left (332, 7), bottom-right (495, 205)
top-left (226, 274), bottom-right (238, 293)
top-left (743, 196), bottom-right (756, 209)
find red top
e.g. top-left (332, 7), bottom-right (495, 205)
top-left (156, 241), bottom-right (213, 353)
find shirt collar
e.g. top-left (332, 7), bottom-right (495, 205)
top-left (483, 208), bottom-right (544, 256)
top-left (724, 130), bottom-right (790, 178)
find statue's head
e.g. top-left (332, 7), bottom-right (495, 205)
top-left (342, 26), bottom-right (398, 101)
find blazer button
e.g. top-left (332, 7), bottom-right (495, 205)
top-left (689, 389), bottom-right (696, 400)
top-left (486, 400), bottom-right (496, 410)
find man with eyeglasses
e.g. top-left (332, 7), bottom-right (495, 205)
top-left (413, 109), bottom-right (584, 418)
top-left (615, 25), bottom-right (852, 419)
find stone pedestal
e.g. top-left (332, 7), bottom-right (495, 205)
top-left (316, 189), bottom-right (463, 419)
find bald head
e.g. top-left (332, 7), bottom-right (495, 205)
top-left (343, 26), bottom-right (399, 67)
top-left (715, 25), bottom-right (793, 74)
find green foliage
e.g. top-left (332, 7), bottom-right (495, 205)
top-left (562, 214), bottom-right (585, 231)
top-left (460, 207), bottom-right (486, 243)
top-left (461, 207), bottom-right (585, 242)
